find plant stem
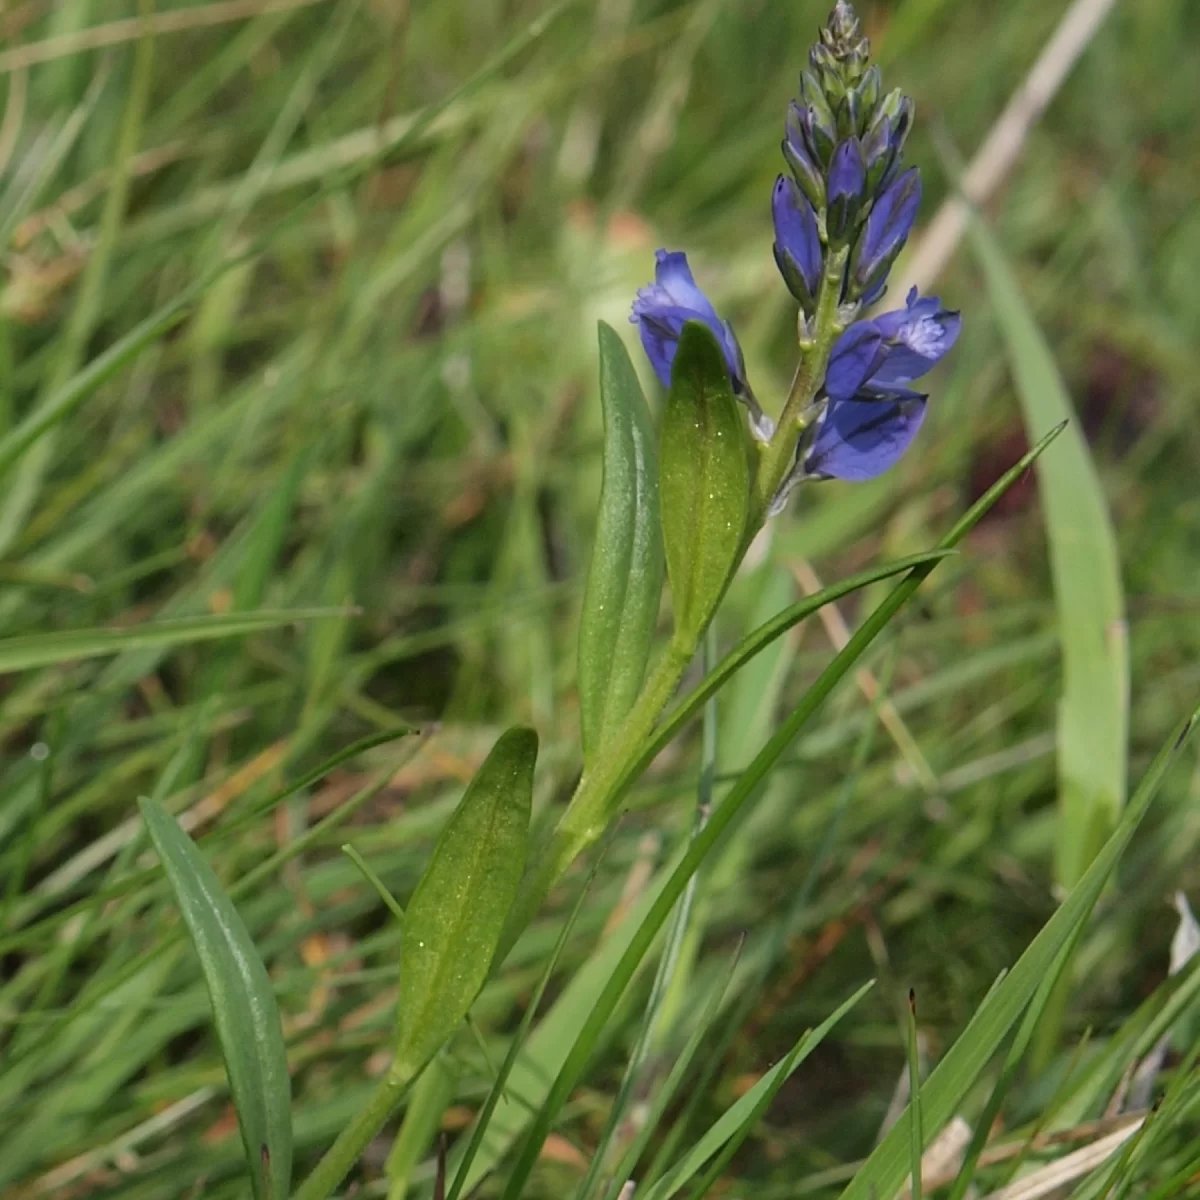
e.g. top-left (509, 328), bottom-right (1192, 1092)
top-left (496, 634), bottom-right (696, 959)
top-left (293, 1068), bottom-right (413, 1200)
top-left (751, 245), bottom-right (848, 526)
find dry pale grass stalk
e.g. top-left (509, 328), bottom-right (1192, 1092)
top-left (892, 0), bottom-right (1119, 298)
top-left (0, 0), bottom-right (333, 74)
top-left (790, 558), bottom-right (940, 794)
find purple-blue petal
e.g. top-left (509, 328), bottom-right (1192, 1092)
top-left (632, 250), bottom-right (722, 327)
top-left (828, 137), bottom-right (866, 203)
top-left (855, 168), bottom-right (921, 285)
top-left (630, 250), bottom-right (745, 392)
top-left (871, 295), bottom-right (962, 388)
top-left (804, 395), bottom-right (928, 482)
top-left (772, 176), bottom-right (822, 294)
top-left (825, 321), bottom-right (884, 401)
top-left (631, 304), bottom-right (693, 390)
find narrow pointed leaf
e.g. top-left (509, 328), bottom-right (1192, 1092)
top-left (139, 797), bottom-right (292, 1200)
top-left (659, 321), bottom-right (749, 641)
top-left (579, 323), bottom-right (664, 764)
top-left (394, 726), bottom-right (536, 1077)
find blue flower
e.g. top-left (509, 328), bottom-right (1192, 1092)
top-left (803, 288), bottom-right (960, 482)
top-left (772, 176), bottom-right (823, 311)
top-left (824, 288), bottom-right (961, 402)
top-left (631, 250), bottom-right (746, 395)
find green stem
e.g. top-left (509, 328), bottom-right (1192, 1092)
top-left (751, 245), bottom-right (849, 527)
top-left (293, 1068), bottom-right (413, 1200)
top-left (497, 634), bottom-right (696, 959)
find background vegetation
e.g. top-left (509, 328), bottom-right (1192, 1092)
top-left (3, 0), bottom-right (1200, 1196)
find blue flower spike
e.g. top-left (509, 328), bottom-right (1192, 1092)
top-left (629, 2), bottom-right (960, 518)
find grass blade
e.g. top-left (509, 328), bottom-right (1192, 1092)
top-left (967, 212), bottom-right (1128, 890)
top-left (636, 549), bottom-right (954, 780)
top-left (498, 431), bottom-right (1066, 1200)
top-left (837, 703), bottom-right (1200, 1200)
top-left (0, 609), bottom-right (352, 672)
top-left (447, 836), bottom-right (614, 1200)
top-left (639, 982), bottom-right (874, 1200)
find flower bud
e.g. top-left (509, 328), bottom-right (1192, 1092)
top-left (849, 167), bottom-right (921, 301)
top-left (783, 105), bottom-right (827, 211)
top-left (826, 137), bottom-right (866, 239)
top-left (772, 176), bottom-right (823, 314)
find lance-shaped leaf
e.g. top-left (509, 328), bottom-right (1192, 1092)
top-left (578, 323), bottom-right (664, 765)
top-left (139, 798), bottom-right (292, 1200)
top-left (394, 727), bottom-right (536, 1078)
top-left (659, 321), bottom-right (750, 643)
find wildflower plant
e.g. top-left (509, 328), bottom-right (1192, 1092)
top-left (139, 6), bottom-right (1156, 1200)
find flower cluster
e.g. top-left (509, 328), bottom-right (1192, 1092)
top-left (630, 0), bottom-right (960, 510)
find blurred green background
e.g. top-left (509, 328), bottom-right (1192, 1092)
top-left (3, 0), bottom-right (1200, 1195)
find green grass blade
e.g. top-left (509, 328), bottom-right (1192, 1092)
top-left (640, 982), bottom-right (874, 1200)
top-left (907, 991), bottom-right (924, 1200)
top-left (967, 213), bottom-right (1128, 889)
top-left (618, 424), bottom-right (1065, 807)
top-left (138, 797), bottom-right (292, 1200)
top-left (598, 945), bottom-right (743, 1200)
top-left (837, 703), bottom-right (1200, 1200)
top-left (579, 629), bottom-right (720, 1200)
top-left (497, 429), bottom-right (1065, 1200)
top-left (0, 609), bottom-right (351, 672)
top-left (635, 549), bottom-right (953, 779)
top-left (385, 1056), bottom-right (456, 1200)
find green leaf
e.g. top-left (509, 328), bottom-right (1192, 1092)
top-left (659, 321), bottom-right (749, 642)
top-left (138, 797), bottom-right (292, 1200)
top-left (394, 726), bottom-right (537, 1078)
top-left (0, 608), bottom-right (349, 673)
top-left (838, 704), bottom-right (1200, 1200)
top-left (967, 216), bottom-right (1128, 889)
top-left (578, 322), bottom-right (664, 765)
